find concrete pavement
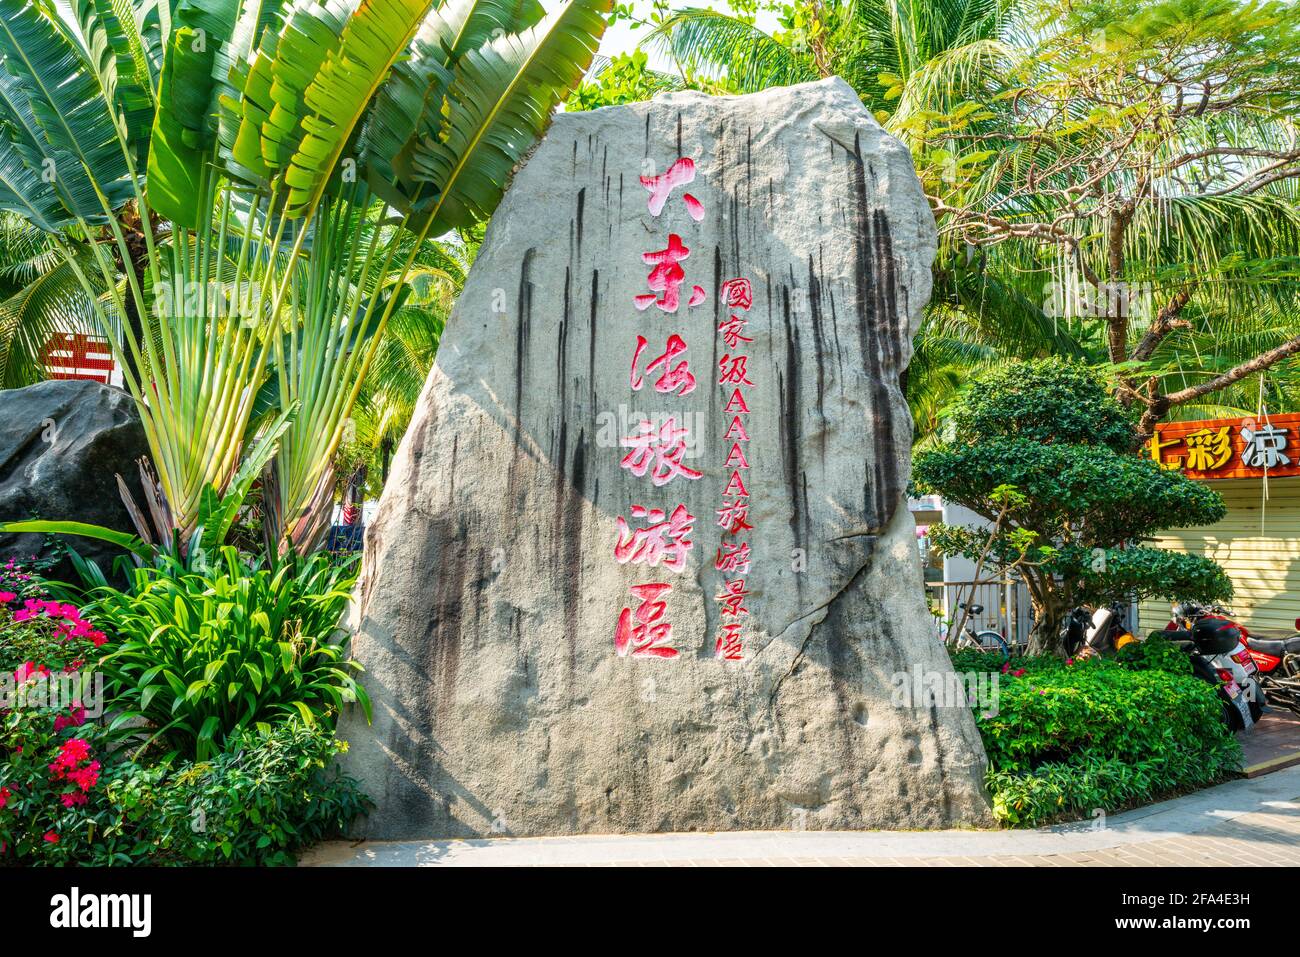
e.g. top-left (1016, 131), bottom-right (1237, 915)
top-left (300, 765), bottom-right (1300, 867)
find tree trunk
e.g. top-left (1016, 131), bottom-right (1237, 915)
top-left (111, 204), bottom-right (152, 388)
top-left (1024, 571), bottom-right (1067, 657)
top-left (1027, 597), bottom-right (1065, 657)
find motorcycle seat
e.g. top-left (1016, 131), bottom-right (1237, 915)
top-left (1250, 636), bottom-right (1300, 658)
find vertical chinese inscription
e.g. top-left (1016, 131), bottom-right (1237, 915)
top-left (611, 155), bottom-right (707, 659)
top-left (714, 278), bottom-right (755, 661)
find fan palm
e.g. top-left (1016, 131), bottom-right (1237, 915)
top-left (0, 0), bottom-right (608, 555)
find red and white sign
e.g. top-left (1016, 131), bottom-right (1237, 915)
top-left (42, 332), bottom-right (115, 384)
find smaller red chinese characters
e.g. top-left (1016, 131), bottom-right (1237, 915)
top-left (715, 578), bottom-right (751, 617)
top-left (718, 354), bottom-right (754, 386)
top-left (716, 496), bottom-right (753, 534)
top-left (718, 313), bottom-right (753, 350)
top-left (620, 417), bottom-right (704, 487)
top-left (614, 504), bottom-right (695, 573)
top-left (615, 583), bottom-right (679, 658)
top-left (715, 541), bottom-right (752, 575)
top-left (715, 623), bottom-right (743, 661)
top-left (720, 278), bottom-right (753, 311)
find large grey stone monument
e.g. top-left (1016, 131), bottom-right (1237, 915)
top-left (337, 77), bottom-right (991, 837)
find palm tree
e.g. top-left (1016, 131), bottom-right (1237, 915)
top-left (347, 231), bottom-right (473, 489)
top-left (644, 0), bottom-right (1017, 110)
top-left (0, 0), bottom-right (609, 555)
top-left (893, 0), bottom-right (1300, 439)
top-left (642, 0), bottom-right (1300, 443)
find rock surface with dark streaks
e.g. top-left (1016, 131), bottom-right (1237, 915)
top-left (337, 78), bottom-right (991, 837)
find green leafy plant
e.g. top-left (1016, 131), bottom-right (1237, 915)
top-left (0, 0), bottom-right (609, 558)
top-left (1, 715), bottom-right (366, 866)
top-left (914, 358), bottom-right (1231, 653)
top-left (101, 718), bottom-right (370, 866)
top-left (86, 547), bottom-right (369, 760)
top-left (948, 645), bottom-right (1241, 826)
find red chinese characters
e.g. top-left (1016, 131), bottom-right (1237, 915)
top-left (634, 235), bottom-right (706, 314)
top-left (631, 334), bottom-right (697, 396)
top-left (713, 277), bottom-right (757, 661)
top-left (615, 583), bottom-right (679, 658)
top-left (614, 156), bottom-right (710, 661)
top-left (614, 504), bottom-right (695, 573)
top-left (640, 157), bottom-right (703, 220)
top-left (620, 417), bottom-right (704, 487)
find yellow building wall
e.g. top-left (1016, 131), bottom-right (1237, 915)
top-left (1139, 476), bottom-right (1300, 636)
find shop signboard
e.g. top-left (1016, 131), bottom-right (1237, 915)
top-left (1147, 411), bottom-right (1300, 480)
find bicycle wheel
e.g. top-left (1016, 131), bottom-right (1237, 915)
top-left (974, 630), bottom-right (1011, 660)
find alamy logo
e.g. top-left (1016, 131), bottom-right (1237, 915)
top-left (49, 887), bottom-right (151, 937)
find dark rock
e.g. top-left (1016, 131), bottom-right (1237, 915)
top-left (0, 379), bottom-right (148, 581)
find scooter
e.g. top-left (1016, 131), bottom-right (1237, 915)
top-left (1062, 602), bottom-right (1138, 657)
top-left (1243, 616), bottom-right (1300, 718)
top-left (1165, 601), bottom-right (1265, 730)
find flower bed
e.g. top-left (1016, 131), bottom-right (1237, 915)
top-left (0, 559), bottom-right (369, 865)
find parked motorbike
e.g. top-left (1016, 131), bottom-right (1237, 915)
top-left (1062, 602), bottom-right (1138, 657)
top-left (1165, 601), bottom-right (1265, 730)
top-left (1242, 615), bottom-right (1300, 718)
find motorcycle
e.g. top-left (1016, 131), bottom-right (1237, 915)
top-left (1165, 601), bottom-right (1265, 730)
top-left (1242, 616), bottom-right (1300, 718)
top-left (1062, 602), bottom-right (1139, 657)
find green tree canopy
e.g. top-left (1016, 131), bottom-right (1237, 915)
top-left (913, 358), bottom-right (1232, 653)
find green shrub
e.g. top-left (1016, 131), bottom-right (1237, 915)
top-left (0, 558), bottom-right (369, 866)
top-left (86, 547), bottom-right (369, 759)
top-left (101, 718), bottom-right (371, 866)
top-left (962, 649), bottom-right (1241, 826)
top-left (1114, 634), bottom-right (1193, 675)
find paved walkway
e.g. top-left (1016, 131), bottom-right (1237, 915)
top-left (302, 765), bottom-right (1300, 867)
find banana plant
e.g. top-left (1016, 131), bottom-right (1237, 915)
top-left (0, 0), bottom-right (608, 556)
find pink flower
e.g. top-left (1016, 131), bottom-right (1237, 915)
top-left (13, 661), bottom-right (35, 683)
top-left (43, 831), bottom-right (58, 843)
top-left (0, 591), bottom-right (15, 602)
top-left (61, 738), bottom-right (90, 762)
top-left (89, 631), bottom-right (106, 648)
top-left (12, 609), bottom-right (34, 623)
top-left (1012, 668), bottom-right (1026, 678)
top-left (1001, 662), bottom-right (1011, 674)
top-left (1066, 658), bottom-right (1075, 666)
top-left (0, 785), bottom-right (11, 809)
top-left (70, 761), bottom-right (100, 792)
top-left (59, 791), bottom-right (87, 808)
top-left (53, 703), bottom-right (86, 733)
top-left (50, 738), bottom-right (92, 779)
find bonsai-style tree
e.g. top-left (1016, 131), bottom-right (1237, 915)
top-left (912, 358), bottom-right (1232, 654)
